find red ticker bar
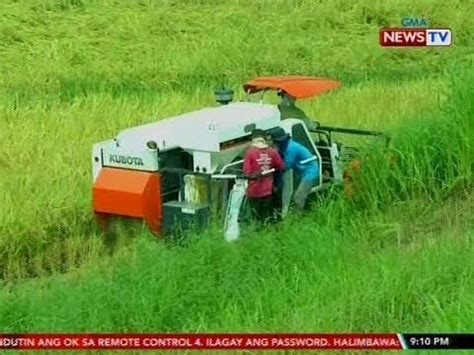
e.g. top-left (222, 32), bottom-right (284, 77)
top-left (0, 334), bottom-right (402, 350)
top-left (401, 333), bottom-right (474, 350)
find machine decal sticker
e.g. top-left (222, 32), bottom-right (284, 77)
top-left (109, 155), bottom-right (145, 166)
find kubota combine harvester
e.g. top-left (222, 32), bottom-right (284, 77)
top-left (92, 76), bottom-right (389, 239)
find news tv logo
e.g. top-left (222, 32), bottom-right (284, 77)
top-left (380, 28), bottom-right (452, 47)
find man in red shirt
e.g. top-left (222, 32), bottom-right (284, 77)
top-left (243, 129), bottom-right (285, 223)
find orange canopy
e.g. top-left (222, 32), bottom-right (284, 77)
top-left (243, 76), bottom-right (342, 99)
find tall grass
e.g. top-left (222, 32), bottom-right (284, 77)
top-left (351, 70), bottom-right (474, 211)
top-left (0, 188), bottom-right (472, 332)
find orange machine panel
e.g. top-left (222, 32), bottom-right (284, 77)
top-left (93, 168), bottom-right (162, 235)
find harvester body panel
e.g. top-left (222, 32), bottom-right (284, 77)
top-left (93, 168), bottom-right (162, 234)
top-left (114, 102), bottom-right (280, 153)
top-left (102, 142), bottom-right (159, 172)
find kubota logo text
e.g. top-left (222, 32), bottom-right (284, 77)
top-left (109, 154), bottom-right (144, 166)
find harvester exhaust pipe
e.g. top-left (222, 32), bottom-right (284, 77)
top-left (215, 87), bottom-right (234, 105)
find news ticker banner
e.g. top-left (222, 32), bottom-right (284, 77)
top-left (0, 333), bottom-right (473, 351)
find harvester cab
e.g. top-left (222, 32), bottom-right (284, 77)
top-left (91, 76), bottom-right (389, 239)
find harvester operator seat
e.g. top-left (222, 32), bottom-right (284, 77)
top-left (277, 90), bottom-right (319, 131)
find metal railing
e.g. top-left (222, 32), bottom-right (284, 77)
top-left (219, 159), bottom-right (244, 174)
top-left (212, 168), bottom-right (276, 180)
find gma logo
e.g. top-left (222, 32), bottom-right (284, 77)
top-left (402, 18), bottom-right (428, 27)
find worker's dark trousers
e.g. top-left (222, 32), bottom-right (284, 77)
top-left (293, 179), bottom-right (314, 210)
top-left (247, 195), bottom-right (274, 224)
top-left (272, 188), bottom-right (283, 221)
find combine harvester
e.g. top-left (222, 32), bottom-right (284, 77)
top-left (92, 76), bottom-right (389, 240)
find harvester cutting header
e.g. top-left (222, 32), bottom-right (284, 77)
top-left (92, 76), bottom-right (388, 239)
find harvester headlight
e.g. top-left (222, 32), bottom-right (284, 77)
top-left (146, 140), bottom-right (158, 149)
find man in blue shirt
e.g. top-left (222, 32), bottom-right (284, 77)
top-left (271, 127), bottom-right (320, 211)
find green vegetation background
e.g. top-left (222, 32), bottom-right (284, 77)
top-left (0, 0), bottom-right (473, 334)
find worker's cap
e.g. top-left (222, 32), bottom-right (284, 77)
top-left (270, 127), bottom-right (289, 142)
top-left (251, 129), bottom-right (266, 139)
